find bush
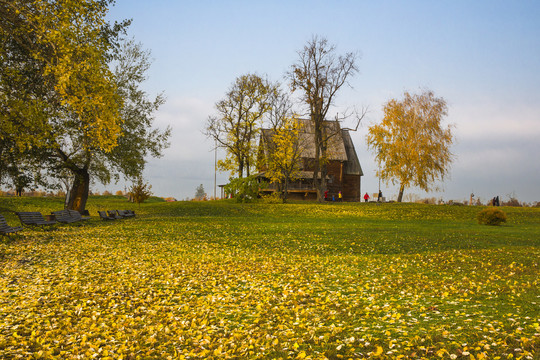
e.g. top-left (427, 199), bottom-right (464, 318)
top-left (501, 197), bottom-right (521, 207)
top-left (128, 178), bottom-right (152, 206)
top-left (224, 176), bottom-right (267, 203)
top-left (477, 207), bottom-right (507, 226)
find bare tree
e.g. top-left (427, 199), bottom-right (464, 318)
top-left (288, 36), bottom-right (359, 201)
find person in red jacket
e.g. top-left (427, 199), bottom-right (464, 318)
top-left (363, 192), bottom-right (370, 202)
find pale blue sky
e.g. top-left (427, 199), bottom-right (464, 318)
top-left (105, 1), bottom-right (540, 202)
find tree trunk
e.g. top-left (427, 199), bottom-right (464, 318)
top-left (313, 118), bottom-right (325, 202)
top-left (67, 168), bottom-right (90, 212)
top-left (282, 178), bottom-right (289, 203)
top-left (397, 183), bottom-right (405, 203)
top-left (238, 159), bottom-right (244, 178)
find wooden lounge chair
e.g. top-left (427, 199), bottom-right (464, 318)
top-left (107, 210), bottom-right (123, 220)
top-left (15, 211), bottom-right (56, 228)
top-left (98, 211), bottom-right (116, 220)
top-left (117, 210), bottom-right (135, 218)
top-left (51, 209), bottom-right (90, 223)
top-left (0, 214), bottom-right (23, 236)
top-left (52, 210), bottom-right (79, 223)
top-left (67, 209), bottom-right (90, 221)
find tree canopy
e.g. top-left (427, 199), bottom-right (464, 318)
top-left (205, 73), bottom-right (275, 178)
top-left (366, 90), bottom-right (454, 202)
top-left (0, 0), bottom-right (169, 211)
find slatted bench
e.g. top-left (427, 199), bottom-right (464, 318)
top-left (98, 211), bottom-right (116, 220)
top-left (116, 210), bottom-right (136, 218)
top-left (107, 210), bottom-right (123, 220)
top-left (52, 209), bottom-right (91, 223)
top-left (0, 214), bottom-right (23, 236)
top-left (52, 210), bottom-right (79, 223)
top-left (15, 212), bottom-right (56, 228)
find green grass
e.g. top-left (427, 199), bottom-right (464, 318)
top-left (1, 196), bottom-right (539, 359)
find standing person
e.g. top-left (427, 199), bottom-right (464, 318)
top-left (338, 191), bottom-right (343, 202)
top-left (378, 190), bottom-right (383, 202)
top-left (364, 192), bottom-right (370, 202)
top-left (324, 190), bottom-right (328, 201)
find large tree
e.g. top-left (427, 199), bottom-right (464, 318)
top-left (288, 36), bottom-right (358, 202)
top-left (205, 73), bottom-right (275, 178)
top-left (0, 0), bottom-right (169, 211)
top-left (366, 90), bottom-right (454, 202)
top-left (54, 39), bottom-right (170, 211)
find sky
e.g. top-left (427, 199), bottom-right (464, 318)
top-left (103, 0), bottom-right (540, 203)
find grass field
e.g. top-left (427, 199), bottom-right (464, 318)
top-left (1, 196), bottom-right (539, 359)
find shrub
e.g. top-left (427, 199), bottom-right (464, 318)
top-left (477, 207), bottom-right (507, 226)
top-left (128, 178), bottom-right (152, 206)
top-left (224, 175), bottom-right (267, 203)
top-left (502, 197), bottom-right (521, 207)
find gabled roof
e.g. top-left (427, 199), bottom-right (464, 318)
top-left (260, 119), bottom-right (363, 176)
top-left (341, 129), bottom-right (363, 176)
top-left (296, 119), bottom-right (348, 161)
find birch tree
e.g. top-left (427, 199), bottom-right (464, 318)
top-left (366, 90), bottom-right (454, 202)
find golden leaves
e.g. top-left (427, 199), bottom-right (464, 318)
top-left (25, 0), bottom-right (123, 152)
top-left (366, 89), bottom-right (453, 195)
top-left (0, 200), bottom-right (539, 358)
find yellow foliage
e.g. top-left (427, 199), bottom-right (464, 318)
top-left (366, 90), bottom-right (453, 200)
top-left (264, 115), bottom-right (303, 187)
top-left (20, 0), bottom-right (123, 152)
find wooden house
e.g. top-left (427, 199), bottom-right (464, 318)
top-left (257, 119), bottom-right (363, 201)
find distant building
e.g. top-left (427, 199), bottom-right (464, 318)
top-left (257, 119), bottom-right (363, 201)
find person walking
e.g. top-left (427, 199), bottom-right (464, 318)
top-left (364, 192), bottom-right (370, 202)
top-left (378, 190), bottom-right (383, 202)
top-left (338, 191), bottom-right (343, 202)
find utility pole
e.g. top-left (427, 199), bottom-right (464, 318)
top-left (214, 140), bottom-right (217, 199)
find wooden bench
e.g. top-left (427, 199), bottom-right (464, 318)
top-left (98, 211), bottom-right (116, 221)
top-left (0, 214), bottom-right (23, 236)
top-left (52, 209), bottom-right (91, 223)
top-left (15, 212), bottom-right (56, 228)
top-left (107, 210), bottom-right (123, 220)
top-left (67, 209), bottom-right (90, 221)
top-left (116, 210), bottom-right (136, 218)
top-left (52, 210), bottom-right (79, 223)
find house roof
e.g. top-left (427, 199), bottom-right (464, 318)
top-left (260, 119), bottom-right (363, 176)
top-left (257, 170), bottom-right (330, 180)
